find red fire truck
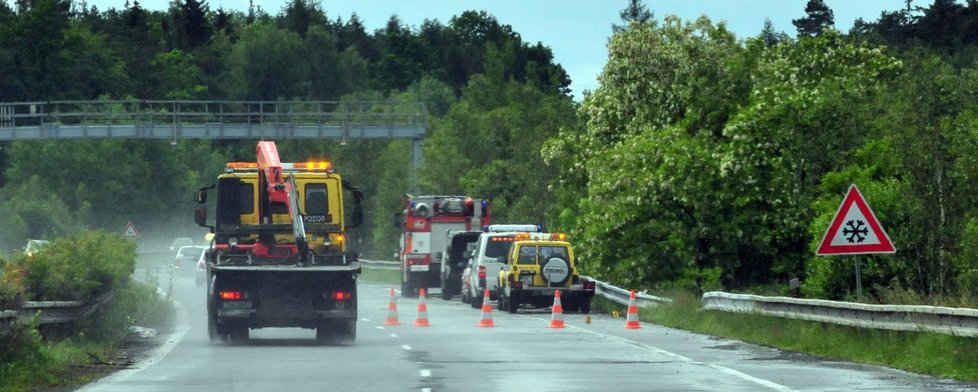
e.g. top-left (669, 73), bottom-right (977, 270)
top-left (395, 195), bottom-right (490, 297)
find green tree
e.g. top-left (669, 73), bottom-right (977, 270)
top-left (150, 49), bottom-right (208, 99)
top-left (792, 0), bottom-right (835, 37)
top-left (423, 70), bottom-right (574, 225)
top-left (229, 23), bottom-right (308, 99)
top-left (613, 0), bottom-right (653, 33)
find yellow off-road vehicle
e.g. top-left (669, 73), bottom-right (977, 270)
top-left (496, 233), bottom-right (595, 314)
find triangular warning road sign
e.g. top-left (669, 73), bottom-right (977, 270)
top-left (123, 221), bottom-right (139, 237)
top-left (816, 184), bottom-right (895, 255)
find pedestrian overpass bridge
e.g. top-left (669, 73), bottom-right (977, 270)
top-left (0, 100), bottom-right (427, 166)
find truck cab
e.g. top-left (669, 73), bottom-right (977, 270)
top-left (461, 224), bottom-right (542, 308)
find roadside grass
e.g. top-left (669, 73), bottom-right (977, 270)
top-left (360, 266), bottom-right (400, 286)
top-left (0, 278), bottom-right (174, 392)
top-left (592, 291), bottom-right (978, 383)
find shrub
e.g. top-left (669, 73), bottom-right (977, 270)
top-left (11, 231), bottom-right (136, 301)
top-left (0, 259), bottom-right (26, 309)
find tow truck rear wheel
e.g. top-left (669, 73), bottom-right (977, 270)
top-left (228, 325), bottom-right (249, 344)
top-left (207, 315), bottom-right (227, 344)
top-left (317, 320), bottom-right (356, 345)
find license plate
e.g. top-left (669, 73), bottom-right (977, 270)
top-left (409, 265), bottom-right (429, 272)
top-left (222, 301), bottom-right (252, 309)
top-left (521, 275), bottom-right (533, 287)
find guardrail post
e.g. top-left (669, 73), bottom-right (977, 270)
top-left (0, 104), bottom-right (10, 127)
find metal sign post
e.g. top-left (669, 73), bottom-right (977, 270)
top-left (815, 184), bottom-right (895, 302)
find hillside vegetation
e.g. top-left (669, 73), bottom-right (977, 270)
top-left (2, 0), bottom-right (978, 303)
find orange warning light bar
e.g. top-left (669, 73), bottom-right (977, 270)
top-left (293, 161), bottom-right (333, 171)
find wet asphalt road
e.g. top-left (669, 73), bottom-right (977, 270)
top-left (76, 257), bottom-right (978, 392)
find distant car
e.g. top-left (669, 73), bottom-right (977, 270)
top-left (23, 239), bottom-right (50, 256)
top-left (195, 247), bottom-right (210, 288)
top-left (173, 245), bottom-right (206, 269)
top-left (169, 237), bottom-right (193, 252)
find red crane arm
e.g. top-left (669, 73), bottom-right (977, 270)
top-left (256, 141), bottom-right (290, 206)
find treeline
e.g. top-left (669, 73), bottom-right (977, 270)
top-left (0, 0), bottom-right (575, 257)
top-left (4, 0), bottom-right (978, 303)
top-left (546, 0), bottom-right (978, 302)
top-left (0, 0), bottom-right (568, 100)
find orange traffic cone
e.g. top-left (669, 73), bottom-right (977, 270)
top-left (624, 290), bottom-right (641, 329)
top-left (384, 288), bottom-right (400, 326)
top-left (548, 289), bottom-right (565, 329)
top-left (478, 288), bottom-right (495, 327)
top-left (415, 288), bottom-right (431, 327)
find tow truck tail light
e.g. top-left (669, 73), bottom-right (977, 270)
top-left (331, 291), bottom-right (352, 301)
top-left (583, 281), bottom-right (595, 291)
top-left (478, 265), bottom-right (486, 279)
top-left (219, 291), bottom-right (244, 300)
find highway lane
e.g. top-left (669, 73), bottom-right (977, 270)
top-left (77, 260), bottom-right (978, 392)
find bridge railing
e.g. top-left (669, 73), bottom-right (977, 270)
top-left (0, 100), bottom-right (427, 128)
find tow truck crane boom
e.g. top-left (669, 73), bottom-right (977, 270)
top-left (255, 141), bottom-right (308, 263)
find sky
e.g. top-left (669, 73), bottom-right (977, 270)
top-left (85, 0), bottom-right (926, 100)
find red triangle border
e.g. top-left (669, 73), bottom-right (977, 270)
top-left (816, 184), bottom-right (895, 255)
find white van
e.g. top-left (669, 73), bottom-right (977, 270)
top-left (460, 224), bottom-right (542, 308)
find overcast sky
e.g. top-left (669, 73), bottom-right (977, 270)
top-left (83, 1), bottom-right (924, 100)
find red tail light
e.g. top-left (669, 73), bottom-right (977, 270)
top-left (219, 291), bottom-right (243, 300)
top-left (332, 291), bottom-right (352, 301)
top-left (478, 265), bottom-right (486, 279)
top-left (583, 281), bottom-right (596, 290)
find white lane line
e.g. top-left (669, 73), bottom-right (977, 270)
top-left (390, 333), bottom-right (398, 338)
top-left (419, 369), bottom-right (431, 377)
top-left (421, 389), bottom-right (432, 392)
top-left (376, 326), bottom-right (386, 330)
top-left (567, 324), bottom-right (795, 392)
top-left (361, 318), bottom-right (371, 322)
top-left (77, 287), bottom-right (192, 391)
top-left (402, 345), bottom-right (412, 350)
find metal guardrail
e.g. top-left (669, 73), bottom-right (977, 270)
top-left (702, 291), bottom-right (978, 337)
top-left (586, 276), bottom-right (672, 307)
top-left (0, 290), bottom-right (115, 338)
top-left (345, 261), bottom-right (978, 338)
top-left (0, 100), bottom-right (428, 141)
top-left (359, 259), bottom-right (400, 271)
top-left (0, 310), bottom-right (16, 337)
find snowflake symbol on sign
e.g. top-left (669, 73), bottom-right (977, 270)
top-left (843, 220), bottom-right (868, 243)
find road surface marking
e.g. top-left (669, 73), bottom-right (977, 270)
top-left (566, 323), bottom-right (796, 392)
top-left (402, 345), bottom-right (413, 350)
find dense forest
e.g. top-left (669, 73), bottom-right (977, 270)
top-left (3, 0), bottom-right (978, 303)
